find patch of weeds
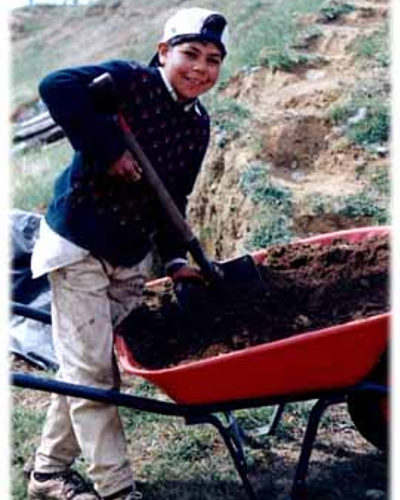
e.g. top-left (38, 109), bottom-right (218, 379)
top-left (318, 1), bottom-right (356, 22)
top-left (12, 403), bottom-right (46, 500)
top-left (240, 163), bottom-right (292, 212)
top-left (330, 83), bottom-right (390, 147)
top-left (137, 422), bottom-right (228, 485)
top-left (337, 187), bottom-right (389, 224)
top-left (260, 49), bottom-right (320, 73)
top-left (292, 25), bottom-right (323, 50)
top-left (205, 96), bottom-right (251, 147)
top-left (163, 427), bottom-right (215, 462)
top-left (308, 192), bottom-right (335, 215)
top-left (330, 102), bottom-right (358, 124)
top-left (348, 106), bottom-right (390, 145)
top-left (308, 179), bottom-right (390, 225)
top-left (223, 0), bottom-right (326, 76)
top-left (248, 213), bottom-right (293, 249)
top-left (370, 167), bottom-right (390, 197)
top-left (240, 163), bottom-right (294, 249)
top-left (235, 406), bottom-right (276, 430)
top-left (352, 24), bottom-right (390, 68)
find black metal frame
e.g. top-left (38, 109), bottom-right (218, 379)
top-left (10, 302), bottom-right (388, 499)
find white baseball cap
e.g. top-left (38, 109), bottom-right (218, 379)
top-left (150, 7), bottom-right (229, 66)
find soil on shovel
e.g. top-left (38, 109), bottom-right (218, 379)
top-left (118, 233), bottom-right (389, 369)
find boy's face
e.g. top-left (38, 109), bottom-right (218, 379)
top-left (158, 41), bottom-right (223, 101)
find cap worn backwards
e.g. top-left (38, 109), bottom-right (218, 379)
top-left (149, 7), bottom-right (228, 67)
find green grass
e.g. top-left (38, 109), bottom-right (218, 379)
top-left (348, 107), bottom-right (389, 145)
top-left (351, 24), bottom-right (389, 68)
top-left (11, 403), bottom-right (46, 500)
top-left (239, 163), bottom-right (294, 249)
top-left (331, 25), bottom-right (391, 147)
top-left (337, 188), bottom-right (389, 224)
top-left (318, 1), bottom-right (355, 22)
top-left (11, 139), bottom-right (72, 212)
top-left (219, 0), bottom-right (326, 80)
top-left (203, 95), bottom-right (251, 147)
top-left (330, 81), bottom-right (390, 146)
top-left (308, 164), bottom-right (391, 225)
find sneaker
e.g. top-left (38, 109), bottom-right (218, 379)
top-left (28, 470), bottom-right (99, 499)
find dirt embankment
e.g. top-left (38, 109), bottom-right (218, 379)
top-left (188, 0), bottom-right (390, 259)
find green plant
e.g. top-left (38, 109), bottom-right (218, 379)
top-left (240, 163), bottom-right (293, 213)
top-left (348, 106), bottom-right (390, 145)
top-left (261, 50), bottom-right (315, 72)
top-left (337, 188), bottom-right (389, 224)
top-left (308, 178), bottom-right (390, 225)
top-left (240, 163), bottom-right (294, 249)
top-left (352, 24), bottom-right (389, 67)
top-left (309, 193), bottom-right (335, 215)
top-left (208, 97), bottom-right (251, 135)
top-left (319, 2), bottom-right (355, 21)
top-left (163, 428), bottom-right (215, 462)
top-left (247, 213), bottom-right (293, 249)
top-left (330, 103), bottom-right (358, 124)
top-left (330, 82), bottom-right (390, 146)
top-left (370, 168), bottom-right (390, 197)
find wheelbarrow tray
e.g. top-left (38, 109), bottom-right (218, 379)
top-left (115, 226), bottom-right (389, 405)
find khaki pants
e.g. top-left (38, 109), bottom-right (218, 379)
top-left (34, 252), bottom-right (153, 497)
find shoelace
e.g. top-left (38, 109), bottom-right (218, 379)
top-left (61, 471), bottom-right (97, 499)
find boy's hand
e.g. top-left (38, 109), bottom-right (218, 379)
top-left (109, 150), bottom-right (142, 181)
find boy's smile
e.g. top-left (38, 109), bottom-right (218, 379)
top-left (158, 41), bottom-right (223, 101)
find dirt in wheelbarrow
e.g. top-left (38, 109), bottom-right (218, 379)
top-left (119, 233), bottom-right (389, 369)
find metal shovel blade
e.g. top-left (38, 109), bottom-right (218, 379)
top-left (217, 254), bottom-right (268, 296)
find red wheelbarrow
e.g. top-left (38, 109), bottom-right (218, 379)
top-left (11, 226), bottom-right (389, 499)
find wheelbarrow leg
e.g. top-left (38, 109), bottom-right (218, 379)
top-left (186, 413), bottom-right (258, 500)
top-left (290, 395), bottom-right (345, 500)
top-left (225, 405), bottom-right (286, 450)
top-left (223, 412), bottom-right (249, 468)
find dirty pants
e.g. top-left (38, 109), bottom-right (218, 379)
top-left (34, 252), bottom-right (153, 497)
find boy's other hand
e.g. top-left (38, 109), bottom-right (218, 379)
top-left (109, 150), bottom-right (142, 181)
top-left (170, 265), bottom-right (204, 283)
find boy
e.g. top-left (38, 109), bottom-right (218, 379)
top-left (27, 7), bottom-right (228, 500)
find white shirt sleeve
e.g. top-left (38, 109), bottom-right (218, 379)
top-left (31, 218), bottom-right (89, 278)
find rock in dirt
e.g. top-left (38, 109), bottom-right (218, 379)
top-left (118, 233), bottom-right (389, 369)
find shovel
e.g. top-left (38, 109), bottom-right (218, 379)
top-left (89, 73), bottom-right (267, 298)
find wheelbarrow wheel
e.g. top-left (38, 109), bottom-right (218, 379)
top-left (347, 353), bottom-right (388, 452)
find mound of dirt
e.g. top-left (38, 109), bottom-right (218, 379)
top-left (119, 233), bottom-right (389, 369)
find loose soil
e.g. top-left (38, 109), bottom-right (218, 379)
top-left (119, 233), bottom-right (389, 369)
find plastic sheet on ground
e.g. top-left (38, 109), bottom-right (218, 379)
top-left (9, 210), bottom-right (58, 371)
